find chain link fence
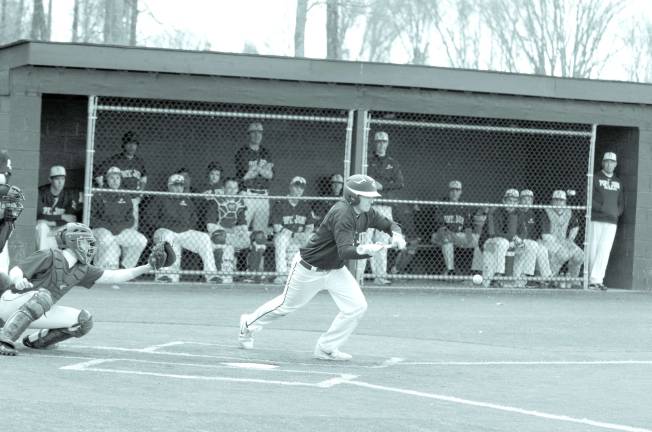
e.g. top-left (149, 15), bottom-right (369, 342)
top-left (355, 112), bottom-right (594, 288)
top-left (85, 96), bottom-right (352, 283)
top-left (84, 96), bottom-right (596, 288)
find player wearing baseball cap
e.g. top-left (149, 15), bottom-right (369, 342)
top-left (239, 174), bottom-right (406, 361)
top-left (586, 152), bottom-right (623, 290)
top-left (540, 190), bottom-right (584, 288)
top-left (515, 189), bottom-right (552, 287)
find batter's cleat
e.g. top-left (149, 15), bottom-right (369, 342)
top-left (238, 314), bottom-right (255, 350)
top-left (0, 341), bottom-right (17, 356)
top-left (313, 345), bottom-right (352, 361)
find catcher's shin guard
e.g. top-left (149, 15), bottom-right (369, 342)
top-left (0, 289), bottom-right (53, 355)
top-left (23, 309), bottom-right (93, 349)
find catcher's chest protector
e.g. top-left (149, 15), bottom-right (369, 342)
top-left (31, 251), bottom-right (90, 302)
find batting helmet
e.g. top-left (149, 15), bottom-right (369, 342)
top-left (56, 223), bottom-right (97, 265)
top-left (343, 174), bottom-right (381, 205)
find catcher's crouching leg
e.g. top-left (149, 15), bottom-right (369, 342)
top-left (23, 309), bottom-right (93, 349)
top-left (247, 231), bottom-right (267, 281)
top-left (0, 288), bottom-right (53, 356)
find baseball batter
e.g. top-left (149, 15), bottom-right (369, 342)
top-left (0, 222), bottom-right (175, 356)
top-left (271, 176), bottom-right (314, 283)
top-left (238, 174), bottom-right (406, 361)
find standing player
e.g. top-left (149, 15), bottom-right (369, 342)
top-left (271, 176), bottom-right (314, 284)
top-left (588, 152), bottom-right (624, 290)
top-left (238, 174), bottom-right (406, 361)
top-left (0, 150), bottom-right (22, 274)
top-left (0, 222), bottom-right (175, 356)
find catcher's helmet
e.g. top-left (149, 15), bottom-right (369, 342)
top-left (0, 184), bottom-right (25, 220)
top-left (56, 222), bottom-right (97, 264)
top-left (343, 174), bottom-right (381, 205)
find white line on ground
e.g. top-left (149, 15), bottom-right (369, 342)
top-left (345, 380), bottom-right (652, 432)
top-left (398, 360), bottom-right (652, 366)
top-left (371, 357), bottom-right (405, 368)
top-left (140, 341), bottom-right (186, 352)
top-left (315, 374), bottom-right (359, 388)
top-left (60, 358), bottom-right (114, 370)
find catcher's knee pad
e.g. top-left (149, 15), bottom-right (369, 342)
top-left (23, 289), bottom-right (53, 320)
top-left (70, 309), bottom-right (94, 337)
top-left (0, 289), bottom-right (52, 346)
top-left (22, 309), bottom-right (93, 350)
top-left (211, 229), bottom-right (227, 245)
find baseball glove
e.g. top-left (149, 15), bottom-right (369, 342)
top-left (148, 241), bottom-right (176, 270)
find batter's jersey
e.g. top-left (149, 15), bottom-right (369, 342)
top-left (205, 196), bottom-right (247, 230)
top-left (300, 200), bottom-right (393, 270)
top-left (486, 208), bottom-right (519, 240)
top-left (435, 198), bottom-right (473, 233)
top-left (91, 191), bottom-right (134, 235)
top-left (37, 185), bottom-right (82, 226)
top-left (96, 152), bottom-right (147, 191)
top-left (149, 196), bottom-right (198, 233)
top-left (8, 249), bottom-right (104, 303)
top-left (234, 146), bottom-right (273, 190)
top-left (271, 200), bottom-right (314, 233)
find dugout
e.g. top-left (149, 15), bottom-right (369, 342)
top-left (0, 40), bottom-right (646, 288)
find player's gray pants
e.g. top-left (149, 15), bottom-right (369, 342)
top-left (246, 253), bottom-right (367, 353)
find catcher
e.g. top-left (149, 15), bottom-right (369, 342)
top-left (0, 222), bottom-right (175, 356)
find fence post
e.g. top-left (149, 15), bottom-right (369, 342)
top-left (83, 95), bottom-right (98, 226)
top-left (584, 124), bottom-right (598, 289)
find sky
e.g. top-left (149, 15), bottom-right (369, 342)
top-left (47, 0), bottom-right (652, 82)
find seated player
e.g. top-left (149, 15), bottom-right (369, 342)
top-left (539, 190), bottom-right (584, 288)
top-left (0, 222), bottom-right (175, 356)
top-left (516, 189), bottom-right (552, 287)
top-left (312, 173), bottom-right (343, 227)
top-left (430, 180), bottom-right (482, 276)
top-left (35, 165), bottom-right (81, 250)
top-left (205, 178), bottom-right (256, 284)
top-left (91, 166), bottom-right (147, 269)
top-left (272, 177), bottom-right (314, 284)
top-left (149, 174), bottom-right (218, 283)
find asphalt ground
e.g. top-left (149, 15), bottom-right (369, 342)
top-left (2, 282), bottom-right (651, 432)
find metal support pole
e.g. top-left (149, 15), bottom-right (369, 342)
top-left (583, 124), bottom-right (598, 289)
top-left (82, 96), bottom-right (98, 226)
top-left (343, 110), bottom-right (354, 178)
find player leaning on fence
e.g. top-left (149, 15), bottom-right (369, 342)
top-left (0, 223), bottom-right (175, 356)
top-left (587, 152), bottom-right (624, 291)
top-left (238, 174), bottom-right (406, 361)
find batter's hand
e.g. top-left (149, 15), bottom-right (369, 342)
top-left (391, 232), bottom-right (407, 250)
top-left (14, 278), bottom-right (33, 291)
top-left (356, 243), bottom-right (389, 255)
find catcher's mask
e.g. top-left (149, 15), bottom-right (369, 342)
top-left (56, 222), bottom-right (97, 264)
top-left (0, 184), bottom-right (25, 220)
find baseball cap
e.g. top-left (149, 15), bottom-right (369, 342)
top-left (106, 166), bottom-right (122, 176)
top-left (504, 188), bottom-right (519, 199)
top-left (520, 189), bottom-right (534, 198)
top-left (168, 174), bottom-right (185, 186)
top-left (290, 176), bottom-right (307, 186)
top-left (247, 122), bottom-right (263, 133)
top-left (49, 165), bottom-right (66, 178)
top-left (448, 180), bottom-right (462, 190)
top-left (207, 161), bottom-right (223, 173)
top-left (603, 152), bottom-right (617, 162)
top-left (552, 190), bottom-right (567, 200)
top-left (374, 131), bottom-right (389, 141)
top-left (330, 174), bottom-right (344, 184)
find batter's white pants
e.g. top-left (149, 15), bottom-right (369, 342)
top-left (273, 230), bottom-right (304, 275)
top-left (0, 290), bottom-right (80, 328)
top-left (243, 191), bottom-right (270, 233)
top-left (0, 243), bottom-right (9, 274)
top-left (35, 220), bottom-right (60, 251)
top-left (153, 228), bottom-right (217, 282)
top-left (92, 227), bottom-right (148, 269)
top-left (360, 204), bottom-right (392, 279)
top-left (245, 253), bottom-right (367, 353)
top-left (588, 221), bottom-right (617, 285)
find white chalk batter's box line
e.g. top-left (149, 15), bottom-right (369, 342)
top-left (55, 342), bottom-right (652, 432)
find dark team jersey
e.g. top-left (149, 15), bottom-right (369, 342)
top-left (518, 209), bottom-right (542, 240)
top-left (97, 152), bottom-right (147, 191)
top-left (205, 196), bottom-right (247, 229)
top-left (367, 154), bottom-right (404, 199)
top-left (271, 200), bottom-right (314, 233)
top-left (150, 196), bottom-right (198, 233)
top-left (486, 208), bottom-right (519, 240)
top-left (300, 200), bottom-right (393, 270)
top-left (37, 185), bottom-right (81, 226)
top-left (91, 191), bottom-right (134, 235)
top-left (234, 146), bottom-right (273, 190)
top-left (435, 198), bottom-right (473, 233)
top-left (592, 171), bottom-right (624, 224)
top-left (9, 249), bottom-right (104, 303)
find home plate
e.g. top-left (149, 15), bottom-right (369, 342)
top-left (223, 362), bottom-right (280, 370)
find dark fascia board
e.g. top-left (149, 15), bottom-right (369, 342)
top-left (2, 40), bottom-right (652, 105)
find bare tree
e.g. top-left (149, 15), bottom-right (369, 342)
top-left (72, 0), bottom-right (80, 42)
top-left (129, 0), bottom-right (138, 46)
top-left (482, 0), bottom-right (625, 77)
top-left (389, 0), bottom-right (438, 65)
top-left (622, 17), bottom-right (652, 82)
top-left (433, 0), bottom-right (482, 69)
top-left (326, 0), bottom-right (340, 59)
top-left (358, 0), bottom-right (399, 62)
top-left (294, 0), bottom-right (308, 57)
top-left (31, 0), bottom-right (46, 40)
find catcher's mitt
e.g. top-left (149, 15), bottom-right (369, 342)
top-left (148, 241), bottom-right (176, 270)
